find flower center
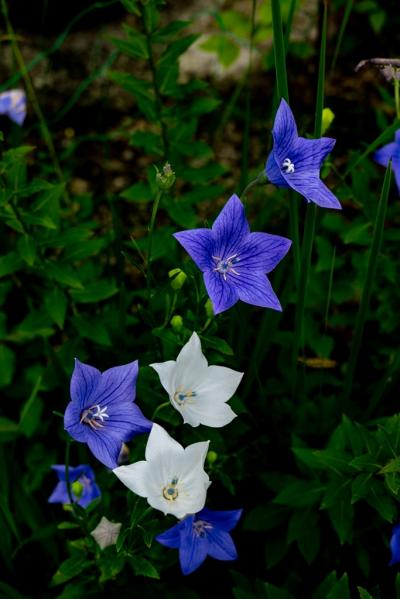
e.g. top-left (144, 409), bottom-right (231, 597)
top-left (193, 519), bottom-right (213, 537)
top-left (162, 477), bottom-right (179, 501)
top-left (80, 404), bottom-right (109, 430)
top-left (173, 385), bottom-right (196, 406)
top-left (282, 157), bottom-right (295, 173)
top-left (212, 254), bottom-right (240, 281)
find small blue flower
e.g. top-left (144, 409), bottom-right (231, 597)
top-left (174, 194), bottom-right (291, 315)
top-left (389, 525), bottom-right (400, 565)
top-left (0, 89), bottom-right (27, 125)
top-left (266, 99), bottom-right (341, 210)
top-left (48, 464), bottom-right (101, 508)
top-left (64, 359), bottom-right (152, 469)
top-left (373, 130), bottom-right (400, 193)
top-left (156, 507), bottom-right (242, 575)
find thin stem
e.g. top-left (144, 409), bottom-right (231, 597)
top-left (151, 401), bottom-right (170, 421)
top-left (395, 79), bottom-right (400, 120)
top-left (146, 189), bottom-right (163, 301)
top-left (64, 437), bottom-right (74, 505)
top-left (240, 171), bottom-right (266, 200)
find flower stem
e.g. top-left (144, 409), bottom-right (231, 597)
top-left (146, 189), bottom-right (163, 301)
top-left (395, 78), bottom-right (400, 120)
top-left (151, 401), bottom-right (170, 422)
top-left (64, 437), bottom-right (74, 505)
top-left (240, 171), bottom-right (266, 201)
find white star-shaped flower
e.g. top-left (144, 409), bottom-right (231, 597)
top-left (90, 516), bottom-right (122, 549)
top-left (113, 423), bottom-right (210, 519)
top-left (150, 332), bottom-right (243, 428)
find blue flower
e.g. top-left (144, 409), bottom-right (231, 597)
top-left (373, 130), bottom-right (400, 193)
top-left (48, 464), bottom-right (101, 508)
top-left (389, 525), bottom-right (400, 565)
top-left (0, 89), bottom-right (26, 125)
top-left (64, 359), bottom-right (152, 469)
top-left (174, 194), bottom-right (291, 315)
top-left (156, 507), bottom-right (242, 575)
top-left (265, 99), bottom-right (341, 210)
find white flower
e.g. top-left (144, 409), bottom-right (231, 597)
top-left (90, 516), bottom-right (122, 549)
top-left (113, 423), bottom-right (210, 519)
top-left (150, 332), bottom-right (243, 427)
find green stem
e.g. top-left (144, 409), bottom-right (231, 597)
top-left (395, 79), bottom-right (400, 120)
top-left (146, 189), bottom-right (162, 301)
top-left (151, 401), bottom-right (170, 421)
top-left (240, 171), bottom-right (266, 200)
top-left (64, 438), bottom-right (74, 505)
top-left (341, 164), bottom-right (392, 412)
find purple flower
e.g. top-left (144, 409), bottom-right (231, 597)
top-left (373, 130), bottom-right (400, 193)
top-left (156, 507), bottom-right (242, 575)
top-left (173, 194), bottom-right (291, 315)
top-left (389, 525), bottom-right (400, 565)
top-left (265, 99), bottom-right (341, 210)
top-left (64, 359), bottom-right (152, 469)
top-left (0, 89), bottom-right (26, 125)
top-left (48, 464), bottom-right (100, 508)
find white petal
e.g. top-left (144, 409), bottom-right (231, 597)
top-left (113, 461), bottom-right (150, 496)
top-left (149, 360), bottom-right (176, 396)
top-left (180, 441), bottom-right (210, 480)
top-left (179, 400), bottom-right (237, 428)
top-left (145, 423), bottom-right (183, 462)
top-left (195, 365), bottom-right (243, 403)
top-left (175, 332), bottom-right (208, 389)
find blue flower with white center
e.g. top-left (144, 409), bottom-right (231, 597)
top-left (173, 194), bottom-right (291, 315)
top-left (156, 507), bottom-right (242, 575)
top-left (0, 89), bottom-right (27, 126)
top-left (64, 359), bottom-right (152, 470)
top-left (389, 525), bottom-right (400, 565)
top-left (48, 464), bottom-right (100, 508)
top-left (373, 129), bottom-right (400, 193)
top-left (265, 99), bottom-right (342, 210)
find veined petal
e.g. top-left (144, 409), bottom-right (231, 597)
top-left (48, 482), bottom-right (70, 504)
top-left (182, 400), bottom-right (237, 428)
top-left (195, 365), bottom-right (243, 404)
top-left (392, 157), bottom-right (400, 194)
top-left (92, 361), bottom-right (139, 408)
top-left (51, 464), bottom-right (91, 482)
top-left (79, 482), bottom-right (101, 508)
top-left (198, 508), bottom-right (242, 531)
top-left (237, 232), bottom-right (291, 274)
top-left (206, 528), bottom-right (237, 561)
top-left (281, 136), bottom-right (335, 173)
top-left (287, 173), bottom-right (342, 209)
top-left (271, 99), bottom-right (298, 159)
top-left (113, 460), bottom-right (150, 497)
top-left (64, 401), bottom-right (88, 442)
top-left (179, 525), bottom-right (209, 575)
top-left (390, 525), bottom-right (400, 565)
top-left (211, 194), bottom-right (250, 259)
top-left (265, 151), bottom-right (290, 187)
top-left (149, 360), bottom-right (176, 396)
top-left (203, 270), bottom-right (239, 315)
top-left (173, 229), bottom-right (214, 271)
top-left (180, 441), bottom-right (210, 481)
top-left (87, 431), bottom-right (122, 469)
top-left (374, 142), bottom-right (399, 167)
top-left (106, 402), bottom-right (152, 440)
top-left (145, 423), bottom-right (183, 462)
top-left (70, 359), bottom-right (101, 410)
top-left (175, 332), bottom-right (208, 389)
top-left (156, 521), bottom-right (184, 549)
top-left (235, 271), bottom-right (282, 311)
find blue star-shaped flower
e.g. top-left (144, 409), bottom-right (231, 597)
top-left (373, 130), bottom-right (400, 193)
top-left (156, 507), bottom-right (242, 575)
top-left (389, 525), bottom-right (400, 565)
top-left (48, 464), bottom-right (100, 508)
top-left (64, 359), bottom-right (152, 469)
top-left (265, 99), bottom-right (341, 210)
top-left (173, 194), bottom-right (291, 315)
top-left (0, 90), bottom-right (26, 126)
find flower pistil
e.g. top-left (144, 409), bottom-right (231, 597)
top-left (212, 254), bottom-right (240, 281)
top-left (282, 157), bottom-right (295, 173)
top-left (173, 386), bottom-right (197, 406)
top-left (80, 404), bottom-right (109, 430)
top-left (163, 477), bottom-right (179, 501)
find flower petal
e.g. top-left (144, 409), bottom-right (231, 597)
top-left (286, 173), bottom-right (342, 209)
top-left (211, 194), bottom-right (250, 259)
top-left (234, 271), bottom-right (282, 311)
top-left (179, 522), bottom-right (209, 575)
top-left (271, 99), bottom-right (298, 159)
top-left (195, 365), bottom-right (243, 403)
top-left (86, 431), bottom-right (122, 469)
top-left (70, 359), bottom-right (101, 410)
top-left (113, 460), bottom-right (150, 496)
top-left (390, 525), bottom-right (400, 565)
top-left (374, 142), bottom-right (399, 167)
top-left (79, 482), bottom-right (101, 508)
top-left (180, 441), bottom-right (210, 481)
top-left (93, 361), bottom-right (139, 408)
top-left (203, 270), bottom-right (239, 315)
top-left (149, 360), bottom-right (176, 397)
top-left (106, 402), bottom-right (152, 440)
top-left (238, 232), bottom-right (291, 274)
top-left (174, 332), bottom-right (208, 389)
top-left (64, 401), bottom-right (88, 442)
top-left (265, 151), bottom-right (290, 187)
top-left (393, 157), bottom-right (400, 194)
top-left (51, 464), bottom-right (91, 482)
top-left (197, 508), bottom-right (242, 532)
top-left (173, 229), bottom-right (214, 271)
top-left (181, 399), bottom-right (237, 428)
top-left (206, 528), bottom-right (238, 561)
top-left (280, 136), bottom-right (335, 173)
top-left (156, 521), bottom-right (184, 549)
top-left (48, 482), bottom-right (70, 504)
top-left (145, 423), bottom-right (183, 462)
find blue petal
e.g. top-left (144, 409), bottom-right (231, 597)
top-left (390, 525), bottom-right (400, 565)
top-left (279, 136), bottom-right (335, 173)
top-left (106, 402), bottom-right (152, 441)
top-left (48, 482), bottom-right (70, 504)
top-left (284, 173), bottom-right (342, 209)
top-left (234, 271), bottom-right (282, 311)
top-left (173, 229), bottom-right (214, 271)
top-left (374, 142), bottom-right (399, 167)
top-left (156, 519), bottom-right (187, 549)
top-left (94, 361), bottom-right (139, 408)
top-left (265, 151), bottom-right (290, 187)
top-left (271, 99), bottom-right (298, 160)
top-left (64, 401), bottom-right (88, 442)
top-left (179, 522), bottom-right (209, 575)
top-left (197, 508), bottom-right (242, 532)
top-left (237, 232), bottom-right (291, 274)
top-left (395, 130), bottom-right (400, 143)
top-left (79, 481), bottom-right (101, 508)
top-left (392, 157), bottom-right (400, 194)
top-left (203, 270), bottom-right (239, 315)
top-left (86, 431), bottom-right (122, 469)
top-left (206, 528), bottom-right (238, 561)
top-left (211, 194), bottom-right (250, 260)
top-left (51, 464), bottom-right (91, 482)
top-left (70, 359), bottom-right (101, 410)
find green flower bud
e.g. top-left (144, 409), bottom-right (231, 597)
top-left (170, 315), bottom-right (183, 331)
top-left (205, 298), bottom-right (214, 318)
top-left (168, 268), bottom-right (187, 290)
top-left (321, 108), bottom-right (335, 135)
top-left (156, 162), bottom-right (176, 190)
top-left (207, 450), bottom-right (218, 465)
top-left (71, 481), bottom-right (84, 499)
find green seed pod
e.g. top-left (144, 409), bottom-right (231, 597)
top-left (207, 450), bottom-right (218, 465)
top-left (168, 268), bottom-right (187, 290)
top-left (156, 162), bottom-right (176, 190)
top-left (170, 315), bottom-right (183, 331)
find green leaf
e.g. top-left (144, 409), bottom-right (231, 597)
top-left (72, 314), bottom-right (111, 346)
top-left (50, 555), bottom-right (91, 586)
top-left (0, 252), bottom-right (23, 278)
top-left (70, 281), bottom-right (119, 303)
top-left (365, 479), bottom-right (396, 521)
top-left (263, 582), bottom-right (295, 599)
top-left (293, 448), bottom-right (355, 474)
top-left (349, 454), bottom-right (381, 472)
top-left (153, 20), bottom-right (190, 43)
top-left (326, 574), bottom-right (350, 599)
top-left (19, 376), bottom-right (43, 438)
top-left (129, 556), bottom-right (159, 579)
top-left (243, 504), bottom-right (288, 532)
top-left (203, 336), bottom-right (234, 356)
top-left (343, 222), bottom-right (372, 245)
top-left (121, 182), bottom-right (152, 202)
top-left (45, 262), bottom-right (84, 289)
top-left (0, 417), bottom-right (19, 442)
top-left (44, 287), bottom-right (67, 329)
top-left (99, 555), bottom-right (125, 582)
top-left (17, 235), bottom-right (36, 266)
top-left (274, 480), bottom-right (324, 508)
top-left (130, 130), bottom-right (163, 156)
top-left (313, 571), bottom-right (337, 599)
top-left (287, 509), bottom-right (320, 564)
top-left (357, 587), bottom-right (374, 599)
top-left (326, 488), bottom-right (353, 544)
top-left (201, 34), bottom-right (240, 67)
top-left (30, 183), bottom-right (64, 229)
top-left (351, 473), bottom-right (373, 504)
top-left (0, 344), bottom-right (15, 387)
top-left (158, 34), bottom-right (199, 66)
top-left (380, 456), bottom-right (400, 474)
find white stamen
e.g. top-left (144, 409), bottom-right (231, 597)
top-left (282, 157), bottom-right (295, 173)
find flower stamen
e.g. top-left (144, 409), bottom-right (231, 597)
top-left (282, 157), bottom-right (295, 173)
top-left (80, 404), bottom-right (109, 430)
top-left (193, 520), bottom-right (213, 537)
top-left (212, 254), bottom-right (240, 280)
top-left (163, 477), bottom-right (179, 501)
top-left (173, 385), bottom-right (196, 406)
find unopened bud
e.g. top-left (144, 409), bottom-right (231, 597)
top-left (321, 108), bottom-right (335, 135)
top-left (168, 268), bottom-right (187, 290)
top-left (207, 450), bottom-right (218, 465)
top-left (205, 298), bottom-right (214, 318)
top-left (71, 481), bottom-right (84, 499)
top-left (156, 162), bottom-right (176, 190)
top-left (170, 315), bottom-right (183, 331)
